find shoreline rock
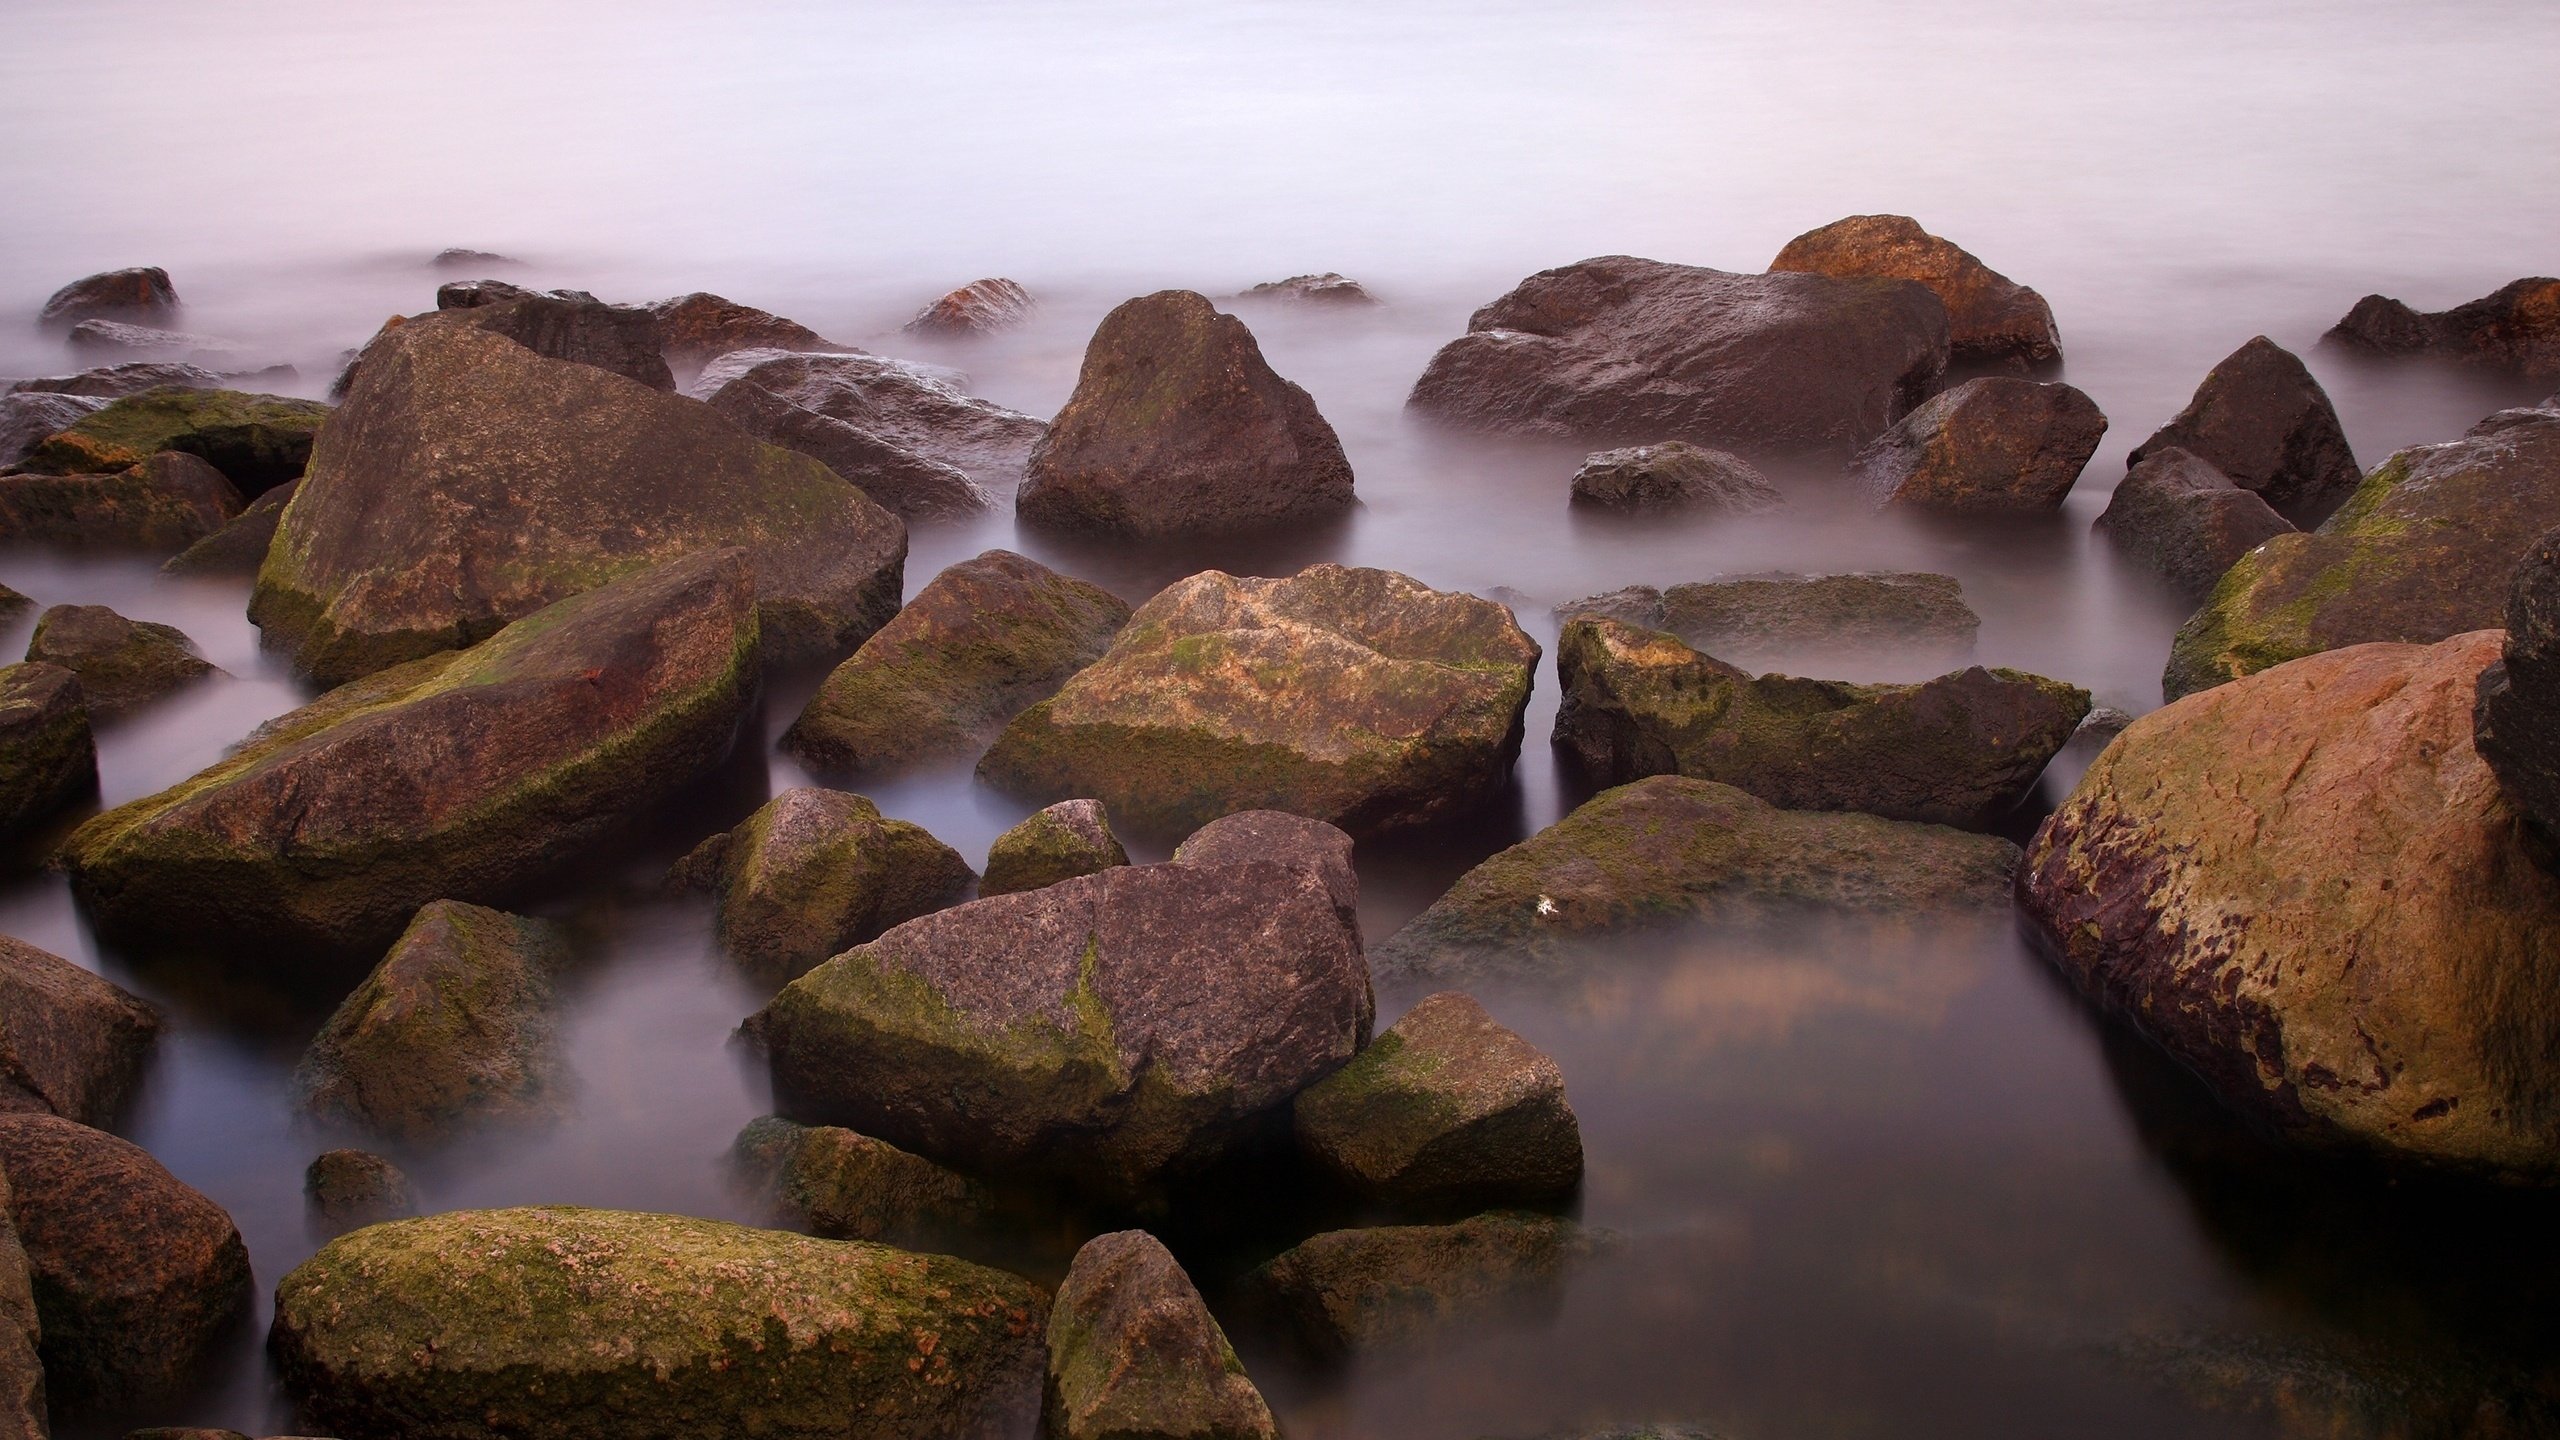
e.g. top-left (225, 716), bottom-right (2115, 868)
top-left (1045, 1231), bottom-right (1277, 1440)
top-left (671, 788), bottom-right (975, 983)
top-left (1567, 442), bottom-right (1782, 515)
top-left (0, 934), bottom-right (160, 1126)
top-left (980, 799), bottom-right (1129, 898)
top-left (1850, 376), bottom-right (2106, 512)
top-left (2126, 336), bottom-right (2360, 524)
top-left (1770, 214), bottom-right (2059, 369)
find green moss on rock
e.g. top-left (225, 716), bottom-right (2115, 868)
top-left (1244, 1211), bottom-right (1612, 1360)
top-left (15, 385), bottom-right (330, 493)
top-left (981, 799), bottom-right (1128, 898)
top-left (0, 664), bottom-right (94, 841)
top-left (0, 451), bottom-right (242, 552)
top-left (680, 788), bottom-right (974, 984)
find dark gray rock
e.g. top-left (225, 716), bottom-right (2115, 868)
top-left (161, 479), bottom-right (298, 577)
top-left (1239, 273), bottom-right (1378, 306)
top-left (0, 934), bottom-right (159, 1126)
top-left (2324, 278), bottom-right (2560, 382)
top-left (2096, 447), bottom-right (2295, 600)
top-left (694, 348), bottom-right (1045, 495)
top-left (1243, 1212), bottom-right (1608, 1360)
top-left (303, 1149), bottom-right (418, 1234)
top-left (2127, 336), bottom-right (2361, 523)
top-left (705, 378), bottom-right (987, 519)
top-left (0, 665), bottom-right (94, 842)
top-left (1567, 442), bottom-right (1783, 514)
top-left (439, 294), bottom-right (674, 390)
top-left (7, 361), bottom-right (225, 400)
top-left (65, 322), bottom-right (255, 372)
top-left (2475, 526), bottom-right (2560, 849)
top-left (1850, 376), bottom-right (2107, 511)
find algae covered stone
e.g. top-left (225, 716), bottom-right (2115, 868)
top-left (1244, 1212), bottom-right (1608, 1360)
top-left (0, 451), bottom-right (242, 552)
top-left (1557, 571), bottom-right (1979, 674)
top-left (0, 664), bottom-right (95, 841)
top-left (979, 564), bottom-right (1539, 837)
top-left (162, 478), bottom-right (298, 577)
top-left (1046, 1230), bottom-right (1277, 1440)
top-left (14, 385), bottom-right (329, 495)
top-left (64, 550), bottom-right (759, 957)
top-left (0, 933), bottom-right (160, 1126)
top-left (981, 799), bottom-right (1129, 898)
top-left (24, 604), bottom-right (218, 719)
top-left (732, 1116), bottom-right (995, 1247)
top-left (269, 1206), bottom-right (1047, 1440)
top-left (674, 788), bottom-right (974, 983)
top-left (303, 1149), bottom-right (419, 1234)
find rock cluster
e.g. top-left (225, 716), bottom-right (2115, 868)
top-left (2324, 277), bottom-right (2560, 381)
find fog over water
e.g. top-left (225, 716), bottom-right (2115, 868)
top-left (3, 1), bottom-right (2558, 1436)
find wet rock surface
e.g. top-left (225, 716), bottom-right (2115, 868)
top-left (0, 933), bottom-right (159, 1126)
top-left (0, 451), bottom-right (242, 553)
top-left (1045, 1230), bottom-right (1277, 1440)
top-left (24, 604), bottom-right (218, 719)
top-left (0, 392), bottom-right (105, 469)
top-left (0, 1168), bottom-right (39, 1440)
top-left (906, 277), bottom-right (1035, 335)
top-left (2475, 527), bottom-right (2560, 846)
top-left (38, 269), bottom-right (178, 330)
top-left (302, 1149), bottom-right (419, 1234)
top-left (1239, 273), bottom-right (1378, 306)
top-left (731, 1115), bottom-right (995, 1246)
top-left (1769, 214), bottom-right (2059, 368)
top-left (981, 799), bottom-right (1129, 898)
top-left (0, 665), bottom-right (95, 841)
top-left (11, 385), bottom-right (330, 495)
top-left (2095, 447), bottom-right (2294, 600)
top-left (1243, 1212), bottom-right (1609, 1360)
top-left (703, 377), bottom-right (989, 518)
top-left (2127, 336), bottom-right (2361, 523)
top-left (1849, 376), bottom-right (2107, 512)
top-left (646, 291), bottom-right (841, 368)
top-left (1407, 255), bottom-right (1948, 456)
top-left (672, 787), bottom-right (975, 984)
top-left (2323, 277), bottom-right (2560, 381)
top-left (1557, 571), bottom-right (1980, 672)
top-left (1567, 442), bottom-right (1783, 514)
top-left (64, 322), bottom-right (256, 371)
top-left (694, 348), bottom-right (1046, 498)
top-left (1170, 809), bottom-right (1359, 926)
top-left (7, 362), bottom-right (224, 399)
top-left (436, 293), bottom-right (675, 390)
top-left (160, 478), bottom-right (298, 577)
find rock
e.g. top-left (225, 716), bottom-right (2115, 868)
top-left (2127, 336), bottom-right (2361, 523)
top-left (161, 478), bottom-right (298, 576)
top-left (24, 605), bottom-right (218, 720)
top-left (1557, 571), bottom-right (1980, 672)
top-left (0, 934), bottom-right (159, 1126)
top-left (705, 376), bottom-right (988, 518)
top-left (65, 322), bottom-right (255, 371)
top-left (1170, 809), bottom-right (1358, 927)
top-left (1243, 1212), bottom-right (1607, 1359)
top-left (2095, 448), bottom-right (2295, 600)
top-left (269, 1206), bottom-right (1047, 1440)
top-left (672, 788), bottom-right (974, 984)
top-left (980, 565), bottom-right (1539, 837)
top-left (783, 549), bottom-right (1129, 776)
top-left (251, 320), bottom-right (902, 684)
top-left (1553, 616), bottom-right (2089, 827)
top-left (1407, 255), bottom-right (1948, 456)
top-left (694, 348), bottom-right (1045, 492)
top-left (0, 1169), bottom-right (41, 1440)
top-left (2075, 706), bottom-right (2137, 745)
top-left (748, 858), bottom-right (1371, 1201)
top-left (2323, 278), bottom-right (2560, 381)
top-left (0, 392), bottom-right (106, 469)
top-left (906, 277), bottom-right (1034, 335)
top-left (647, 292), bottom-right (841, 368)
top-left (435, 293), bottom-right (674, 391)
top-left (2021, 630), bottom-right (2560, 1177)
top-left (2477, 528), bottom-right (2560, 845)
top-left (38, 268), bottom-right (178, 329)
top-left (1849, 376), bottom-right (2107, 512)
top-left (731, 1116), bottom-right (994, 1246)
top-left (1769, 214), bottom-right (2059, 368)
top-left (432, 247), bottom-right (516, 269)
top-left (0, 451), bottom-right (243, 552)
top-left (2164, 407), bottom-right (2560, 699)
top-left (980, 799), bottom-right (1129, 898)
top-left (303, 1149), bottom-right (418, 1232)
top-left (0, 665), bottom-right (94, 841)
top-left (1567, 442), bottom-right (1783, 514)
top-left (7, 362), bottom-right (225, 399)
top-left (0, 1113), bottom-right (252, 1405)
top-left (65, 550), bottom-right (761, 957)
top-left (11, 385), bottom-right (331, 495)
top-left (433, 277), bottom-right (536, 309)
top-left (1045, 1230), bottom-right (1276, 1440)
top-left (1020, 290), bottom-right (1355, 536)
top-left (1239, 273), bottom-right (1378, 306)
top-left (1371, 776), bottom-right (2017, 986)
top-left (295, 901), bottom-right (568, 1142)
top-left (1293, 991), bottom-right (1581, 1211)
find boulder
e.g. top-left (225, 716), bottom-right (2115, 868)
top-left (432, 247), bottom-right (517, 269)
top-left (0, 392), bottom-right (105, 469)
top-left (161, 478), bottom-right (297, 576)
top-left (303, 1149), bottom-right (418, 1233)
top-left (37, 268), bottom-right (177, 329)
top-left (65, 550), bottom-right (760, 957)
top-left (2020, 630), bottom-right (2560, 1177)
top-left (0, 1113), bottom-right (252, 1405)
top-left (1769, 214), bottom-right (2059, 368)
top-left (671, 788), bottom-right (974, 984)
top-left (2095, 447), bottom-right (2295, 600)
top-left (1849, 376), bottom-right (2107, 511)
top-left (2164, 406), bottom-right (2560, 699)
top-left (250, 320), bottom-right (902, 684)
top-left (748, 858), bottom-right (1371, 1202)
top-left (2323, 278), bottom-right (2560, 381)
top-left (2127, 336), bottom-right (2361, 523)
top-left (1407, 255), bottom-right (1948, 456)
top-left (980, 565), bottom-right (1538, 837)
top-left (0, 451), bottom-right (243, 552)
top-left (2476, 527), bottom-right (2560, 844)
top-left (906, 277), bottom-right (1034, 335)
top-left (693, 348), bottom-right (1046, 491)
top-left (1567, 442), bottom-right (1783, 514)
top-left (432, 277), bottom-right (537, 309)
top-left (704, 376), bottom-right (989, 519)
top-left (1370, 776), bottom-right (2017, 986)
top-left (24, 605), bottom-right (219, 720)
top-left (12, 385), bottom-right (330, 495)
top-left (295, 901), bottom-right (568, 1142)
top-left (1045, 1230), bottom-right (1276, 1440)
top-left (1293, 991), bottom-right (1581, 1210)
top-left (731, 1116), bottom-right (994, 1246)
top-left (65, 322), bottom-right (255, 371)
top-left (7, 362), bottom-right (224, 399)
top-left (1557, 571), bottom-right (1979, 672)
top-left (0, 665), bottom-right (94, 841)
top-left (784, 549), bottom-right (1129, 775)
top-left (437, 294), bottom-right (674, 390)
top-left (1170, 809), bottom-right (1358, 928)
top-left (980, 799), bottom-right (1129, 898)
top-left (646, 292), bottom-right (840, 368)
top-left (1239, 273), bottom-right (1378, 306)
top-left (1019, 290), bottom-right (1355, 536)
top-left (0, 935), bottom-right (159, 1125)
top-left (269, 1206), bottom-right (1047, 1440)
top-left (1243, 1212), bottom-right (1607, 1359)
top-left (1553, 616), bottom-right (2089, 827)
top-left (0, 1169), bottom-right (40, 1440)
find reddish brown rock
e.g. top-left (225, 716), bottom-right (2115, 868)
top-left (1850, 376), bottom-right (2107, 512)
top-left (1770, 214), bottom-right (2059, 368)
top-left (0, 1167), bottom-right (41, 1440)
top-left (0, 935), bottom-right (159, 1126)
top-left (24, 605), bottom-right (219, 719)
top-left (0, 452), bottom-right (242, 552)
top-left (1044, 1230), bottom-right (1277, 1440)
top-left (2096, 447), bottom-right (2295, 600)
top-left (1568, 442), bottom-right (1783, 514)
top-left (2127, 336), bottom-right (2361, 523)
top-left (646, 292), bottom-right (842, 369)
top-left (0, 664), bottom-right (95, 841)
top-left (303, 1149), bottom-right (418, 1235)
top-left (671, 788), bottom-right (975, 983)
top-left (38, 268), bottom-right (178, 330)
top-left (1171, 809), bottom-right (1357, 927)
top-left (692, 349), bottom-right (1046, 493)
top-left (905, 277), bottom-right (1034, 336)
top-left (2324, 278), bottom-right (2560, 381)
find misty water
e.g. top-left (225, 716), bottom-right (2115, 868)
top-left (5, 0), bottom-right (2559, 1436)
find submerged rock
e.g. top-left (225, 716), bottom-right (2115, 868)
top-left (1769, 214), bottom-right (2059, 368)
top-left (1046, 1230), bottom-right (1277, 1440)
top-left (1407, 255), bottom-right (1948, 456)
top-left (979, 565), bottom-right (1539, 837)
top-left (38, 268), bottom-right (179, 329)
top-left (1567, 442), bottom-right (1782, 515)
top-left (980, 799), bottom-right (1129, 898)
top-left (673, 788), bottom-right (975, 984)
top-left (1294, 991), bottom-right (1582, 1211)
top-left (295, 901), bottom-right (568, 1143)
top-left (252, 320), bottom-right (902, 684)
top-left (1244, 1212), bottom-right (1608, 1360)
top-left (0, 1169), bottom-right (39, 1440)
top-left (0, 665), bottom-right (95, 841)
top-left (303, 1149), bottom-right (419, 1233)
top-left (1240, 273), bottom-right (1378, 306)
top-left (270, 1207), bottom-right (1047, 1440)
top-left (2095, 447), bottom-right (2295, 600)
top-left (783, 549), bottom-right (1130, 776)
top-left (2164, 406), bottom-right (2560, 698)
top-left (1554, 616), bottom-right (2088, 827)
top-left (0, 392), bottom-right (105, 469)
top-left (1850, 376), bottom-right (2107, 511)
top-left (2323, 278), bottom-right (2560, 381)
top-left (749, 858), bottom-right (1370, 1202)
top-left (65, 322), bottom-right (255, 372)
top-left (7, 361), bottom-right (224, 399)
top-left (693, 349), bottom-right (1046, 491)
top-left (2127, 336), bottom-right (2361, 523)
top-left (731, 1116), bottom-right (994, 1246)
top-left (11, 385), bottom-right (330, 495)
top-left (646, 291), bottom-right (841, 368)
top-left (0, 933), bottom-right (160, 1126)
top-left (0, 451), bottom-right (242, 552)
top-left (1019, 290), bottom-right (1355, 536)
top-left (66, 551), bottom-right (760, 957)
top-left (2476, 528), bottom-right (2560, 846)
top-left (161, 478), bottom-right (298, 576)
top-left (0, 1113), bottom-right (251, 1406)
top-left (24, 605), bottom-right (218, 720)
top-left (1170, 809), bottom-right (1359, 927)
top-left (1557, 571), bottom-right (1980, 672)
top-left (2021, 631), bottom-right (2560, 1177)
top-left (906, 277), bottom-right (1035, 335)
top-left (1370, 776), bottom-right (2017, 986)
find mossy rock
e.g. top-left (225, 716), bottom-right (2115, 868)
top-left (24, 604), bottom-right (218, 719)
top-left (0, 663), bottom-right (94, 841)
top-left (1557, 571), bottom-right (1979, 673)
top-left (0, 451), bottom-right (242, 552)
top-left (675, 787), bottom-right (974, 984)
top-left (303, 1149), bottom-right (418, 1234)
top-left (981, 799), bottom-right (1128, 898)
top-left (14, 385), bottom-right (329, 494)
top-left (731, 1116), bottom-right (995, 1248)
top-left (1243, 1211), bottom-right (1611, 1360)
top-left (1045, 1230), bottom-right (1275, 1440)
top-left (269, 1206), bottom-right (1047, 1440)
top-left (161, 477), bottom-right (297, 577)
